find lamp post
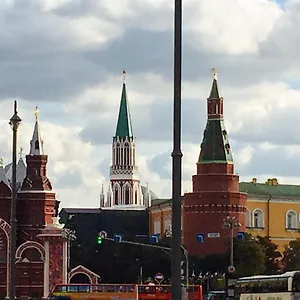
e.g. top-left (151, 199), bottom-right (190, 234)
top-left (222, 216), bottom-right (241, 269)
top-left (9, 100), bottom-right (22, 300)
top-left (171, 0), bottom-right (182, 299)
top-left (62, 229), bottom-right (76, 283)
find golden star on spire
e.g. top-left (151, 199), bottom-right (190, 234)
top-left (34, 106), bottom-right (39, 121)
top-left (211, 68), bottom-right (217, 80)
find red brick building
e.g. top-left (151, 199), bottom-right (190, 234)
top-left (0, 109), bottom-right (67, 299)
top-left (183, 72), bottom-right (247, 256)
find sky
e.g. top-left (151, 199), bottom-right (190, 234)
top-left (0, 0), bottom-right (298, 208)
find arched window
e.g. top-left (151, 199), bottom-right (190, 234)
top-left (286, 210), bottom-right (297, 230)
top-left (124, 143), bottom-right (129, 166)
top-left (246, 209), bottom-right (251, 228)
top-left (135, 190), bottom-right (138, 205)
top-left (35, 140), bottom-right (40, 150)
top-left (114, 185), bottom-right (119, 205)
top-left (124, 184), bottom-right (130, 205)
top-left (253, 209), bottom-right (264, 228)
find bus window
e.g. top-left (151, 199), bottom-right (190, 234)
top-left (277, 277), bottom-right (288, 292)
top-left (78, 285), bottom-right (89, 292)
top-left (293, 273), bottom-right (300, 292)
top-left (67, 286), bottom-right (78, 293)
top-left (54, 285), bottom-right (67, 293)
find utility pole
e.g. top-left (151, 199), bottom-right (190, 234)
top-left (172, 0), bottom-right (182, 299)
top-left (8, 101), bottom-right (22, 300)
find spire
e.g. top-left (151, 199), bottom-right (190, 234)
top-left (115, 70), bottom-right (133, 138)
top-left (100, 184), bottom-right (105, 208)
top-left (198, 71), bottom-right (233, 165)
top-left (29, 106), bottom-right (44, 155)
top-left (209, 68), bottom-right (220, 99)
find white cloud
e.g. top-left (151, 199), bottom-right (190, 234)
top-left (185, 0), bottom-right (282, 55)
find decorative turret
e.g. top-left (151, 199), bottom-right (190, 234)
top-left (108, 70), bottom-right (143, 208)
top-left (21, 107), bottom-right (52, 191)
top-left (198, 69), bottom-right (233, 174)
top-left (17, 107), bottom-right (59, 233)
top-left (100, 184), bottom-right (105, 208)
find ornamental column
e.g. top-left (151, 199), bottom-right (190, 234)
top-left (38, 217), bottom-right (68, 299)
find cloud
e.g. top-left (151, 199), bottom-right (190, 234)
top-left (1, 0), bottom-right (300, 209)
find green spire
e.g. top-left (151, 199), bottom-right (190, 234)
top-left (209, 69), bottom-right (220, 98)
top-left (198, 70), bottom-right (233, 164)
top-left (115, 72), bottom-right (133, 138)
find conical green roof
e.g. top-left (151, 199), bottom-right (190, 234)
top-left (115, 83), bottom-right (133, 138)
top-left (198, 73), bottom-right (233, 164)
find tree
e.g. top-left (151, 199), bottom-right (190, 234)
top-left (232, 234), bottom-right (266, 277)
top-left (257, 236), bottom-right (282, 274)
top-left (283, 238), bottom-right (300, 271)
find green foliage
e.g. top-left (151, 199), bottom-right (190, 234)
top-left (283, 238), bottom-right (300, 271)
top-left (256, 236), bottom-right (282, 274)
top-left (233, 234), bottom-right (266, 277)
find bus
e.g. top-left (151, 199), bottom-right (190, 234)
top-left (48, 283), bottom-right (202, 300)
top-left (234, 271), bottom-right (300, 300)
top-left (48, 283), bottom-right (137, 300)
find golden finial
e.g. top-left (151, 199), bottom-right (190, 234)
top-left (0, 158), bottom-right (3, 167)
top-left (211, 68), bottom-right (217, 80)
top-left (122, 69), bottom-right (126, 83)
top-left (34, 106), bottom-right (39, 121)
top-left (19, 147), bottom-right (23, 158)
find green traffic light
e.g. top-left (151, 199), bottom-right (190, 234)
top-left (97, 236), bottom-right (102, 244)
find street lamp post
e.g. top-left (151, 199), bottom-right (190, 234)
top-left (222, 216), bottom-right (241, 268)
top-left (9, 100), bottom-right (22, 300)
top-left (171, 0), bottom-right (182, 299)
top-left (62, 229), bottom-right (76, 283)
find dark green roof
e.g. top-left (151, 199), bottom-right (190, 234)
top-left (198, 119), bottom-right (233, 164)
top-left (115, 83), bottom-right (133, 138)
top-left (239, 182), bottom-right (300, 198)
top-left (209, 78), bottom-right (220, 98)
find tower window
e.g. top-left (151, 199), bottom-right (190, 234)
top-left (135, 190), bottom-right (138, 205)
top-left (35, 140), bottom-right (39, 150)
top-left (114, 188), bottom-right (119, 205)
top-left (125, 185), bottom-right (130, 205)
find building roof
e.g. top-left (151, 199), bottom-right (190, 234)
top-left (0, 165), bottom-right (10, 189)
top-left (240, 179), bottom-right (300, 198)
top-left (115, 73), bottom-right (133, 138)
top-left (5, 157), bottom-right (26, 186)
top-left (198, 73), bottom-right (233, 164)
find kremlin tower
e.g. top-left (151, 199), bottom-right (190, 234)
top-left (183, 71), bottom-right (247, 256)
top-left (100, 71), bottom-right (149, 209)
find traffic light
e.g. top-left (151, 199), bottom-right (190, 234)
top-left (97, 235), bottom-right (103, 244)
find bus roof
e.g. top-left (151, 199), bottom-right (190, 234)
top-left (237, 271), bottom-right (300, 281)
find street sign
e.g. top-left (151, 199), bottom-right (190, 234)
top-left (99, 231), bottom-right (107, 239)
top-left (207, 232), bottom-right (220, 238)
top-left (228, 265), bottom-right (235, 273)
top-left (154, 272), bottom-right (164, 284)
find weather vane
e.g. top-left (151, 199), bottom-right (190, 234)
top-left (211, 68), bottom-right (217, 80)
top-left (122, 69), bottom-right (126, 83)
top-left (34, 106), bottom-right (39, 121)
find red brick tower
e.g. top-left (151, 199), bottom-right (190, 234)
top-left (183, 71), bottom-right (247, 257)
top-left (17, 107), bottom-right (59, 240)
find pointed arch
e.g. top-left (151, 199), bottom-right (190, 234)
top-left (122, 182), bottom-right (132, 205)
top-left (113, 182), bottom-right (121, 205)
top-left (286, 210), bottom-right (297, 230)
top-left (124, 142), bottom-right (130, 166)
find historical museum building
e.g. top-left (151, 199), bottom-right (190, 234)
top-left (0, 109), bottom-right (67, 299)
